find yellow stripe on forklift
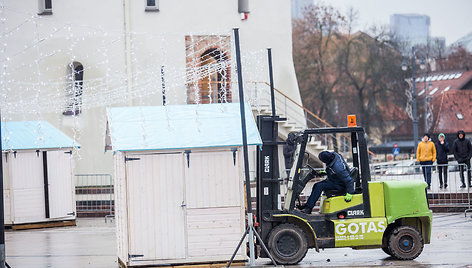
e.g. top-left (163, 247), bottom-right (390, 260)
top-left (273, 214), bottom-right (319, 252)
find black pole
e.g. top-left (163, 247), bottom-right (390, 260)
top-left (267, 48), bottom-right (280, 212)
top-left (423, 69), bottom-right (427, 132)
top-left (161, 65), bottom-right (166, 106)
top-left (234, 28), bottom-right (252, 215)
top-left (411, 46), bottom-right (419, 150)
top-left (42, 151), bottom-right (50, 219)
top-left (267, 48), bottom-right (276, 116)
top-left (0, 113), bottom-right (5, 268)
top-left (351, 132), bottom-right (361, 190)
top-left (233, 28), bottom-right (257, 266)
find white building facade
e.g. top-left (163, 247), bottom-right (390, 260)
top-left (1, 0), bottom-right (306, 175)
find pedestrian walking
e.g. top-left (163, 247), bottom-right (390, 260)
top-left (452, 130), bottom-right (472, 188)
top-left (416, 133), bottom-right (436, 189)
top-left (436, 133), bottom-right (449, 188)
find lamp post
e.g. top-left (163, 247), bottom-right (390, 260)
top-left (402, 46), bottom-right (425, 151)
top-left (422, 61), bottom-right (432, 133)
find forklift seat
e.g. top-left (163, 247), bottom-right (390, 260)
top-left (349, 167), bottom-right (359, 180)
top-left (323, 167), bottom-right (358, 198)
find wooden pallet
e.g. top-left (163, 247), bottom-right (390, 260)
top-left (170, 263), bottom-right (245, 268)
top-left (118, 258), bottom-right (245, 268)
top-left (9, 220), bottom-right (76, 230)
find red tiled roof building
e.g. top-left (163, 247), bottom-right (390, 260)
top-left (376, 69), bottom-right (472, 154)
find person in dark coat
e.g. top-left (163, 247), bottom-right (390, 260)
top-left (436, 133), bottom-right (449, 188)
top-left (301, 151), bottom-right (354, 214)
top-left (452, 130), bottom-right (472, 188)
top-left (283, 133), bottom-right (297, 179)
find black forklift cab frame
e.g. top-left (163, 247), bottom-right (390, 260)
top-left (284, 127), bottom-right (372, 218)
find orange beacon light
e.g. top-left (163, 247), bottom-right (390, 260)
top-left (347, 115), bottom-right (357, 127)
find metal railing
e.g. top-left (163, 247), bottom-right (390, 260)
top-left (184, 80), bottom-right (351, 151)
top-left (372, 163), bottom-right (471, 213)
top-left (280, 163), bottom-right (471, 213)
top-left (245, 81), bottom-right (364, 155)
top-left (185, 80), bottom-right (373, 158)
top-left (75, 174), bottom-right (114, 221)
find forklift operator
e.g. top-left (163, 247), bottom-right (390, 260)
top-left (301, 151), bottom-right (355, 214)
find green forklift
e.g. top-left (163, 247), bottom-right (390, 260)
top-left (255, 115), bottom-right (432, 265)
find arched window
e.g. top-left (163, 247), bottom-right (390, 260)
top-left (63, 61), bottom-right (84, 116)
top-left (198, 48), bottom-right (230, 104)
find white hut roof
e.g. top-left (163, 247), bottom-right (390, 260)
top-left (106, 103), bottom-right (262, 151)
top-left (1, 121), bottom-right (78, 150)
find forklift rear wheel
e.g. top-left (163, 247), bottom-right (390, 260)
top-left (387, 225), bottom-right (424, 260)
top-left (268, 223), bottom-right (308, 265)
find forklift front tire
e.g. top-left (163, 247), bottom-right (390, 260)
top-left (387, 225), bottom-right (424, 260)
top-left (267, 223), bottom-right (308, 265)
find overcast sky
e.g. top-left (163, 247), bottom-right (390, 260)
top-left (320, 0), bottom-right (471, 45)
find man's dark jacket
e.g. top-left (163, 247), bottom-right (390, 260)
top-left (452, 130), bottom-right (472, 162)
top-left (325, 152), bottom-right (355, 194)
top-left (436, 141), bottom-right (449, 164)
top-left (283, 133), bottom-right (297, 169)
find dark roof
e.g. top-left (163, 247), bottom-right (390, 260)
top-left (388, 69), bottom-right (472, 138)
top-left (413, 70), bottom-right (472, 96)
top-left (432, 90), bottom-right (472, 133)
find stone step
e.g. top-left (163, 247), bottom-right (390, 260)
top-left (428, 200), bottom-right (470, 205)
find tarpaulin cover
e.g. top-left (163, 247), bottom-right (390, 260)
top-left (1, 121), bottom-right (79, 150)
top-left (106, 103), bottom-right (262, 151)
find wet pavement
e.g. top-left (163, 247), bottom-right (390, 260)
top-left (5, 218), bottom-right (117, 268)
top-left (5, 214), bottom-right (472, 267)
top-left (261, 213), bottom-right (472, 267)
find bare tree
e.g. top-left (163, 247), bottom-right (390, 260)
top-left (337, 24), bottom-right (405, 136)
top-left (292, 4), bottom-right (406, 142)
top-left (437, 44), bottom-right (472, 71)
top-left (414, 39), bottom-right (446, 72)
top-left (292, 4), bottom-right (346, 123)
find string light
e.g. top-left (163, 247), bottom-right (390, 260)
top-left (0, 5), bottom-right (274, 158)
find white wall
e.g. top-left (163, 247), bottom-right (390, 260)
top-left (2, 0), bottom-right (126, 175)
top-left (115, 147), bottom-right (246, 265)
top-left (2, 155), bottom-right (12, 224)
top-left (2, 0), bottom-right (303, 175)
top-left (2, 149), bottom-right (75, 224)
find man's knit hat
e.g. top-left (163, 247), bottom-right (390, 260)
top-left (318, 151), bottom-right (335, 164)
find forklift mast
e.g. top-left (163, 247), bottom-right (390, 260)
top-left (255, 115), bottom-right (285, 244)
